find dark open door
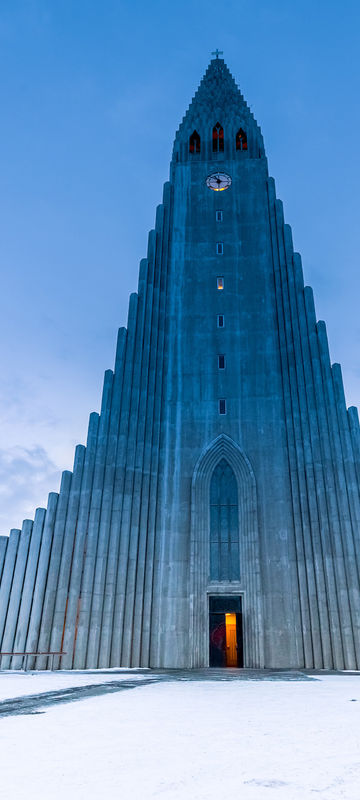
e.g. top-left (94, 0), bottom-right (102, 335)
top-left (209, 595), bottom-right (243, 667)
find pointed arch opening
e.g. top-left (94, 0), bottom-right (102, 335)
top-left (236, 128), bottom-right (248, 151)
top-left (189, 130), bottom-right (201, 154)
top-left (190, 434), bottom-right (264, 669)
top-left (210, 459), bottom-right (240, 581)
top-left (212, 122), bottom-right (224, 153)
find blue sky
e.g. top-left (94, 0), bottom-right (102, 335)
top-left (0, 0), bottom-right (359, 532)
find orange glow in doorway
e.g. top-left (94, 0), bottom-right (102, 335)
top-left (225, 613), bottom-right (237, 667)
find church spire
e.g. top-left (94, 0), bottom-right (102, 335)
top-left (172, 56), bottom-right (265, 162)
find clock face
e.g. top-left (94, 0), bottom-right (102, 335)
top-left (206, 172), bottom-right (232, 192)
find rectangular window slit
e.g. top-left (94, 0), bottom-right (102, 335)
top-left (217, 315), bottom-right (224, 328)
top-left (219, 398), bottom-right (227, 415)
top-left (217, 277), bottom-right (224, 290)
top-left (216, 242), bottom-right (224, 255)
top-left (218, 354), bottom-right (225, 369)
top-left (216, 210), bottom-right (223, 222)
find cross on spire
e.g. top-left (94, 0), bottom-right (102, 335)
top-left (211, 49), bottom-right (223, 59)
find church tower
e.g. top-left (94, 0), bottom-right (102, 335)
top-left (1, 57), bottom-right (360, 671)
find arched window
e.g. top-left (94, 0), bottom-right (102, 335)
top-left (236, 128), bottom-right (248, 151)
top-left (212, 122), bottom-right (224, 153)
top-left (210, 459), bottom-right (240, 581)
top-left (189, 130), bottom-right (201, 153)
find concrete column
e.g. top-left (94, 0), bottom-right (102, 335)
top-left (261, 181), bottom-right (308, 668)
top-left (12, 508), bottom-right (46, 669)
top-left (36, 471), bottom-right (72, 669)
top-left (284, 233), bottom-right (331, 667)
top-left (1, 520), bottom-right (33, 668)
top-left (61, 412), bottom-right (99, 669)
top-left (110, 275), bottom-right (150, 667)
top-left (99, 294), bottom-right (138, 667)
top-left (95, 331), bottom-right (127, 667)
top-left (50, 445), bottom-right (86, 669)
top-left (294, 256), bottom-right (342, 668)
top-left (0, 537), bottom-right (8, 583)
top-left (275, 201), bottom-right (321, 668)
top-left (25, 493), bottom-right (58, 669)
top-left (73, 370), bottom-right (114, 668)
top-left (316, 323), bottom-right (360, 667)
top-left (304, 288), bottom-right (351, 669)
top-left (88, 329), bottom-right (127, 668)
top-left (121, 227), bottom-right (161, 665)
top-left (0, 529), bottom-right (20, 652)
top-left (348, 406), bottom-right (360, 488)
top-left (332, 365), bottom-right (360, 568)
top-left (133, 190), bottom-right (171, 665)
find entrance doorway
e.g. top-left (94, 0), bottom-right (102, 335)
top-left (209, 595), bottom-right (243, 667)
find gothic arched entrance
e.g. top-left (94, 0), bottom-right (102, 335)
top-left (190, 435), bottom-right (264, 668)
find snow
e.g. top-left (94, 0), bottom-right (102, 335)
top-left (0, 668), bottom-right (146, 701)
top-left (1, 672), bottom-right (360, 799)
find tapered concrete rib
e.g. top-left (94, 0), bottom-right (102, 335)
top-left (61, 412), bottom-right (99, 669)
top-left (348, 406), bottom-right (360, 488)
top-left (286, 239), bottom-right (331, 667)
top-left (111, 255), bottom-right (152, 667)
top-left (294, 258), bottom-right (341, 668)
top-left (50, 445), bottom-right (86, 669)
top-left (279, 215), bottom-right (323, 667)
top-left (103, 294), bottom-right (138, 667)
top-left (316, 323), bottom-right (359, 667)
top-left (0, 537), bottom-right (8, 583)
top-left (304, 289), bottom-right (349, 668)
top-left (122, 215), bottom-right (165, 665)
top-left (11, 508), bottom-right (46, 668)
top-left (36, 471), bottom-right (72, 669)
top-left (0, 529), bottom-right (20, 652)
top-left (73, 371), bottom-right (114, 669)
top-left (97, 329), bottom-right (128, 667)
top-left (267, 185), bottom-right (308, 667)
top-left (1, 520), bottom-right (33, 668)
top-left (305, 302), bottom-right (352, 667)
top-left (25, 493), bottom-right (58, 669)
top-left (87, 331), bottom-right (128, 667)
top-left (332, 364), bottom-right (360, 569)
top-left (138, 183), bottom-right (171, 666)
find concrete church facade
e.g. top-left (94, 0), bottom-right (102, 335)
top-left (1, 57), bottom-right (360, 671)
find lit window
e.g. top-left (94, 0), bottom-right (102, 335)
top-left (212, 122), bottom-right (224, 153)
top-left (236, 128), bottom-right (248, 151)
top-left (216, 242), bottom-right (223, 255)
top-left (217, 277), bottom-right (224, 290)
top-left (217, 315), bottom-right (224, 328)
top-left (218, 354), bottom-right (225, 369)
top-left (189, 130), bottom-right (201, 153)
top-left (216, 210), bottom-right (223, 222)
top-left (219, 398), bottom-right (226, 415)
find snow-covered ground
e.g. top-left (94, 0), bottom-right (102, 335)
top-left (1, 672), bottom-right (360, 800)
top-left (0, 667), bottom-right (147, 701)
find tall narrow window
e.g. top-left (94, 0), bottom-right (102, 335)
top-left (236, 128), bottom-right (248, 151)
top-left (219, 398), bottom-right (226, 415)
top-left (210, 459), bottom-right (240, 581)
top-left (218, 354), bottom-right (225, 369)
top-left (217, 314), bottom-right (224, 328)
top-left (212, 122), bottom-right (224, 152)
top-left (189, 130), bottom-right (201, 153)
top-left (217, 277), bottom-right (224, 290)
top-left (216, 242), bottom-right (224, 255)
top-left (216, 210), bottom-right (223, 222)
